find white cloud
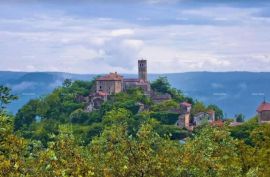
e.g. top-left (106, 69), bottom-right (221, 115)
top-left (110, 29), bottom-right (135, 37)
top-left (0, 2), bottom-right (270, 73)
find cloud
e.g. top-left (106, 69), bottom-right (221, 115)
top-left (0, 1), bottom-right (270, 73)
top-left (110, 29), bottom-right (134, 37)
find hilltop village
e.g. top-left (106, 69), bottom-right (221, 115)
top-left (75, 59), bottom-right (226, 130)
top-left (76, 59), bottom-right (270, 129)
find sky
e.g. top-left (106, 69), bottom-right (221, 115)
top-left (0, 0), bottom-right (270, 74)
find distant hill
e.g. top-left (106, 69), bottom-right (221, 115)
top-left (1, 71), bottom-right (268, 118)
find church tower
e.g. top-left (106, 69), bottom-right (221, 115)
top-left (138, 59), bottom-right (147, 82)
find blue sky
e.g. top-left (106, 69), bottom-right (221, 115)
top-left (0, 0), bottom-right (270, 73)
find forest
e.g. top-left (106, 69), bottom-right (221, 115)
top-left (0, 78), bottom-right (270, 177)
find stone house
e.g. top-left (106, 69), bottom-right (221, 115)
top-left (96, 72), bottom-right (123, 95)
top-left (176, 102), bottom-right (192, 130)
top-left (193, 112), bottom-right (213, 126)
top-left (179, 102), bottom-right (192, 114)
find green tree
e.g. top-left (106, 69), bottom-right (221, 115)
top-left (207, 104), bottom-right (224, 120)
top-left (103, 108), bottom-right (132, 126)
top-left (27, 125), bottom-right (93, 176)
top-left (191, 101), bottom-right (207, 115)
top-left (235, 113), bottom-right (245, 122)
top-left (182, 126), bottom-right (242, 176)
top-left (0, 85), bottom-right (18, 112)
top-left (62, 78), bottom-right (72, 88)
top-left (151, 76), bottom-right (171, 93)
top-left (151, 100), bottom-right (178, 112)
top-left (89, 121), bottom-right (183, 177)
top-left (248, 124), bottom-right (270, 176)
top-left (230, 116), bottom-right (259, 145)
top-left (0, 114), bottom-right (28, 176)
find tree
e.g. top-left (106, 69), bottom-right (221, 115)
top-left (151, 100), bottom-right (178, 112)
top-left (88, 121), bottom-right (183, 177)
top-left (230, 116), bottom-right (259, 145)
top-left (0, 114), bottom-right (28, 176)
top-left (62, 79), bottom-right (72, 88)
top-left (27, 125), bottom-right (92, 176)
top-left (248, 124), bottom-right (270, 176)
top-left (182, 126), bottom-right (242, 176)
top-left (235, 113), bottom-right (245, 122)
top-left (0, 85), bottom-right (18, 112)
top-left (103, 108), bottom-right (132, 126)
top-left (191, 101), bottom-right (207, 115)
top-left (14, 99), bottom-right (40, 130)
top-left (207, 104), bottom-right (224, 120)
top-left (151, 76), bottom-right (171, 93)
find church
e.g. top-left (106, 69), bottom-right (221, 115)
top-left (95, 59), bottom-right (151, 95)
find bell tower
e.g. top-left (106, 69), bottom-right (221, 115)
top-left (138, 59), bottom-right (147, 82)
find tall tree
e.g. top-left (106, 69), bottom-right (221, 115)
top-left (0, 85), bottom-right (18, 112)
top-left (151, 76), bottom-right (171, 93)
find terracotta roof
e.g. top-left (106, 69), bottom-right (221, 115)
top-left (180, 102), bottom-right (192, 107)
top-left (96, 72), bottom-right (123, 81)
top-left (210, 120), bottom-right (224, 127)
top-left (257, 101), bottom-right (270, 112)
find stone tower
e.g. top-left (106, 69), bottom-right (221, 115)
top-left (138, 59), bottom-right (147, 82)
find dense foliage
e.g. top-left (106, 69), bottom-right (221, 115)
top-left (13, 78), bottom-right (195, 145)
top-left (1, 79), bottom-right (269, 176)
top-left (1, 111), bottom-right (270, 176)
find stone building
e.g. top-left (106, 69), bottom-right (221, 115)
top-left (193, 112), bottom-right (212, 126)
top-left (95, 59), bottom-right (151, 95)
top-left (85, 91), bottom-right (108, 112)
top-left (138, 59), bottom-right (147, 81)
top-left (123, 60), bottom-right (151, 94)
top-left (96, 72), bottom-right (123, 95)
top-left (176, 102), bottom-right (217, 130)
top-left (82, 59), bottom-right (151, 113)
top-left (257, 101), bottom-right (270, 124)
top-left (176, 102), bottom-right (192, 130)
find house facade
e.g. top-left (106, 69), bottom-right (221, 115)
top-left (96, 72), bottom-right (123, 94)
top-left (257, 101), bottom-right (270, 124)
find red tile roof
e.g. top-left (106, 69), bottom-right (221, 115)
top-left (210, 120), bottom-right (224, 127)
top-left (257, 101), bottom-right (270, 112)
top-left (96, 72), bottom-right (123, 81)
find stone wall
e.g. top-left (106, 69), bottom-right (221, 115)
top-left (259, 110), bottom-right (270, 123)
top-left (96, 80), bottom-right (123, 94)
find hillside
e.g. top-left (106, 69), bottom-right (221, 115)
top-left (1, 72), bottom-right (270, 177)
top-left (1, 71), bottom-right (269, 118)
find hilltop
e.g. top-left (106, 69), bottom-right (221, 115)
top-left (1, 71), bottom-right (269, 118)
